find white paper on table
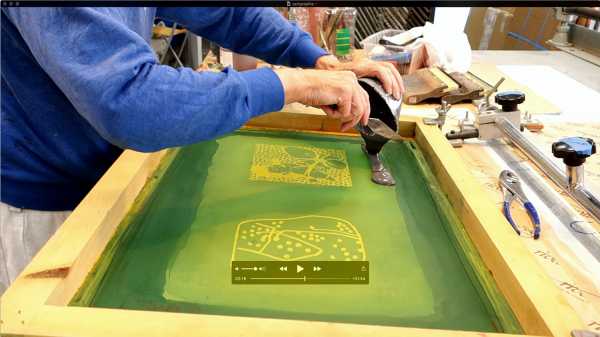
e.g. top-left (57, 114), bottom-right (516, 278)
top-left (498, 65), bottom-right (600, 123)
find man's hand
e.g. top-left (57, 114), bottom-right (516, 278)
top-left (407, 43), bottom-right (431, 74)
top-left (274, 68), bottom-right (370, 132)
top-left (315, 55), bottom-right (404, 100)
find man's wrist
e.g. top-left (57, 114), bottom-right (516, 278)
top-left (273, 68), bottom-right (308, 104)
top-left (314, 55), bottom-right (341, 71)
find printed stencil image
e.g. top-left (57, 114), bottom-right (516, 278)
top-left (249, 144), bottom-right (352, 187)
top-left (232, 215), bottom-right (366, 261)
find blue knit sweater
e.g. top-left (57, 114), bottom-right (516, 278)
top-left (1, 7), bottom-right (327, 210)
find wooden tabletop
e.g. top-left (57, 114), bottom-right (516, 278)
top-left (406, 50), bottom-right (600, 332)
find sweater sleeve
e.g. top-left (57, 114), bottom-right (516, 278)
top-left (3, 7), bottom-right (285, 152)
top-left (156, 7), bottom-right (328, 68)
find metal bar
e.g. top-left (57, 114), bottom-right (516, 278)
top-left (376, 9), bottom-right (386, 32)
top-left (159, 23), bottom-right (177, 64)
top-left (360, 8), bottom-right (377, 36)
top-left (364, 7), bottom-right (379, 32)
top-left (176, 31), bottom-right (189, 61)
top-left (410, 8), bottom-right (427, 25)
top-left (397, 7), bottom-right (411, 27)
top-left (385, 8), bottom-right (405, 30)
top-left (169, 45), bottom-right (185, 68)
top-left (379, 8), bottom-right (394, 31)
top-left (567, 165), bottom-right (585, 191)
top-left (355, 9), bottom-right (367, 41)
top-left (413, 8), bottom-right (430, 26)
top-left (495, 117), bottom-right (600, 223)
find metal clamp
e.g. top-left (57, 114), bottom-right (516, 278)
top-left (473, 77), bottom-right (505, 113)
top-left (424, 100), bottom-right (450, 129)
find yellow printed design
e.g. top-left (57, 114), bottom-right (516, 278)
top-left (249, 144), bottom-right (352, 187)
top-left (232, 215), bottom-right (366, 262)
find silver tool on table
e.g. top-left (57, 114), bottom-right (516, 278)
top-left (499, 170), bottom-right (541, 239)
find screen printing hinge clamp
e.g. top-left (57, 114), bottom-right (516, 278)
top-left (423, 100), bottom-right (451, 130)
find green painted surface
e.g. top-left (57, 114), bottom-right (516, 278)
top-left (84, 131), bottom-right (508, 332)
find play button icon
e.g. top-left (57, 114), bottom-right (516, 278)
top-left (296, 265), bottom-right (304, 273)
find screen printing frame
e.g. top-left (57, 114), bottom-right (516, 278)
top-left (0, 113), bottom-right (584, 337)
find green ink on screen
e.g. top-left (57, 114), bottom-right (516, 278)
top-left (76, 130), bottom-right (519, 333)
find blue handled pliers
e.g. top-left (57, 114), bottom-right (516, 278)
top-left (499, 170), bottom-right (541, 239)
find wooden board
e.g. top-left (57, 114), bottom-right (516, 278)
top-left (0, 113), bottom-right (584, 337)
top-left (403, 68), bottom-right (448, 104)
top-left (401, 63), bottom-right (559, 115)
top-left (414, 118), bottom-right (583, 336)
top-left (443, 72), bottom-right (485, 104)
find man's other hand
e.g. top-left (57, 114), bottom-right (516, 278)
top-left (315, 55), bottom-right (404, 100)
top-left (274, 68), bottom-right (370, 132)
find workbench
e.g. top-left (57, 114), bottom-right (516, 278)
top-left (1, 50), bottom-right (598, 337)
top-left (409, 50), bottom-right (600, 333)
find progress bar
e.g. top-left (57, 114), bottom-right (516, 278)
top-left (231, 261), bottom-right (369, 284)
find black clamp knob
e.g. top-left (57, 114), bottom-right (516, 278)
top-left (495, 91), bottom-right (525, 112)
top-left (552, 137), bottom-right (596, 167)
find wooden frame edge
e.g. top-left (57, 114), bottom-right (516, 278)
top-left (413, 120), bottom-right (585, 336)
top-left (4, 304), bottom-right (533, 337)
top-left (0, 112), bottom-right (578, 337)
top-left (1, 149), bottom-right (168, 331)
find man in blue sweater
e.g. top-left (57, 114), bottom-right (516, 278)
top-left (0, 7), bottom-right (402, 294)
